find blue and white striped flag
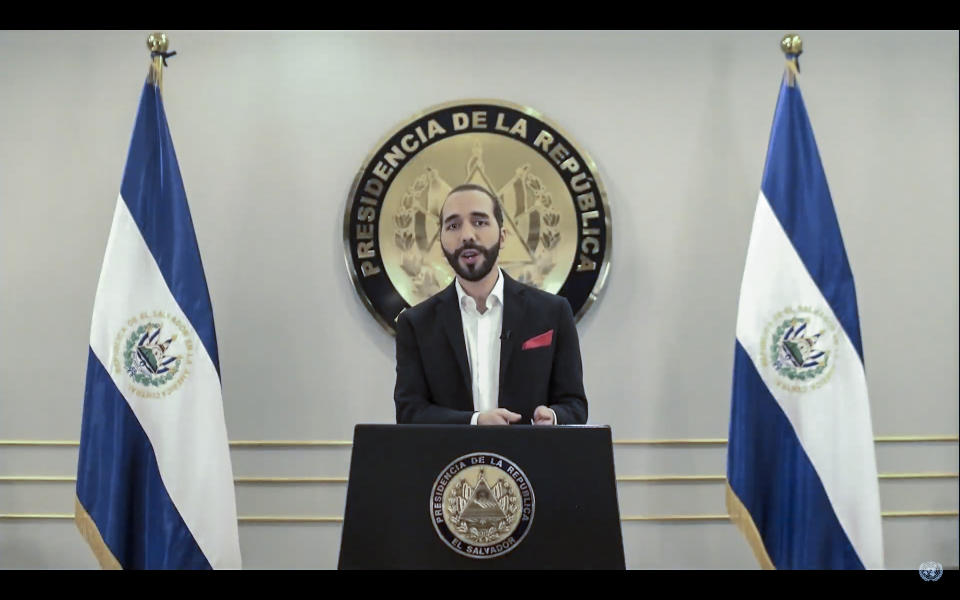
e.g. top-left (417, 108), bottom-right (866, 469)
top-left (726, 58), bottom-right (884, 569)
top-left (75, 65), bottom-right (242, 569)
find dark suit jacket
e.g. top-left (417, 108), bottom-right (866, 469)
top-left (394, 272), bottom-right (588, 424)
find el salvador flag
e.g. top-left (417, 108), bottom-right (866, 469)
top-left (75, 62), bottom-right (242, 569)
top-left (725, 57), bottom-right (884, 569)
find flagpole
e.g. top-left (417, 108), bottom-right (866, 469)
top-left (147, 32), bottom-right (168, 92)
top-left (780, 33), bottom-right (802, 87)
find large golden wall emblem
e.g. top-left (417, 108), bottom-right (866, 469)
top-left (344, 100), bottom-right (611, 334)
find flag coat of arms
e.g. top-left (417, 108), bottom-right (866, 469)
top-left (75, 61), bottom-right (242, 569)
top-left (726, 55), bottom-right (884, 569)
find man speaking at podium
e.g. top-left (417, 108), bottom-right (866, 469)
top-left (394, 184), bottom-right (588, 426)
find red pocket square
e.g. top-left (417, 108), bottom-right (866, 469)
top-left (521, 329), bottom-right (554, 350)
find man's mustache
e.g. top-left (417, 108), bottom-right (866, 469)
top-left (453, 242), bottom-right (486, 258)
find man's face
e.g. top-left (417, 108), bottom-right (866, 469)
top-left (440, 189), bottom-right (504, 282)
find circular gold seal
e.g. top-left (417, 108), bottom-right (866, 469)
top-left (430, 453), bottom-right (534, 559)
top-left (344, 100), bottom-right (612, 334)
top-left (111, 310), bottom-right (194, 399)
top-left (759, 305), bottom-right (839, 394)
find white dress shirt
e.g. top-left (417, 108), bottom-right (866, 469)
top-left (456, 270), bottom-right (504, 425)
top-left (457, 269), bottom-right (556, 425)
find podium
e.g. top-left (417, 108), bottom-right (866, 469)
top-left (338, 424), bottom-right (625, 569)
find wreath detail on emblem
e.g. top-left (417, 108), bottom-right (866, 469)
top-left (394, 170), bottom-right (443, 299)
top-left (770, 318), bottom-right (829, 381)
top-left (445, 468), bottom-right (521, 545)
top-left (123, 323), bottom-right (181, 386)
top-left (507, 164), bottom-right (561, 288)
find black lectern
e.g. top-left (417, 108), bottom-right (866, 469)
top-left (338, 424), bottom-right (625, 569)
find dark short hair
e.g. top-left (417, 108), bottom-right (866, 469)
top-left (443, 184), bottom-right (503, 229)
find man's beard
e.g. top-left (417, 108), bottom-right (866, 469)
top-left (443, 240), bottom-right (500, 282)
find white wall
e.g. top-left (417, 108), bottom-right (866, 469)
top-left (1, 30), bottom-right (957, 569)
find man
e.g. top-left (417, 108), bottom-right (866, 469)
top-left (394, 183), bottom-right (588, 425)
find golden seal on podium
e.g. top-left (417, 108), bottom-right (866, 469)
top-left (344, 100), bottom-right (612, 335)
top-left (430, 453), bottom-right (535, 559)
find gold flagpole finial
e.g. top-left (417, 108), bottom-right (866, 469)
top-left (780, 33), bottom-right (802, 87)
top-left (146, 32), bottom-right (169, 92)
top-left (780, 33), bottom-right (803, 56)
top-left (147, 32), bottom-right (169, 53)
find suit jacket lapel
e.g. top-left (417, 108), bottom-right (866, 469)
top-left (499, 272), bottom-right (525, 398)
top-left (438, 283), bottom-right (472, 399)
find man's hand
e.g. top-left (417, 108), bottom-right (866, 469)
top-left (477, 408), bottom-right (522, 425)
top-left (532, 405), bottom-right (556, 425)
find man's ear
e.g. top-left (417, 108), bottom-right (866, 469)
top-left (499, 226), bottom-right (506, 248)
